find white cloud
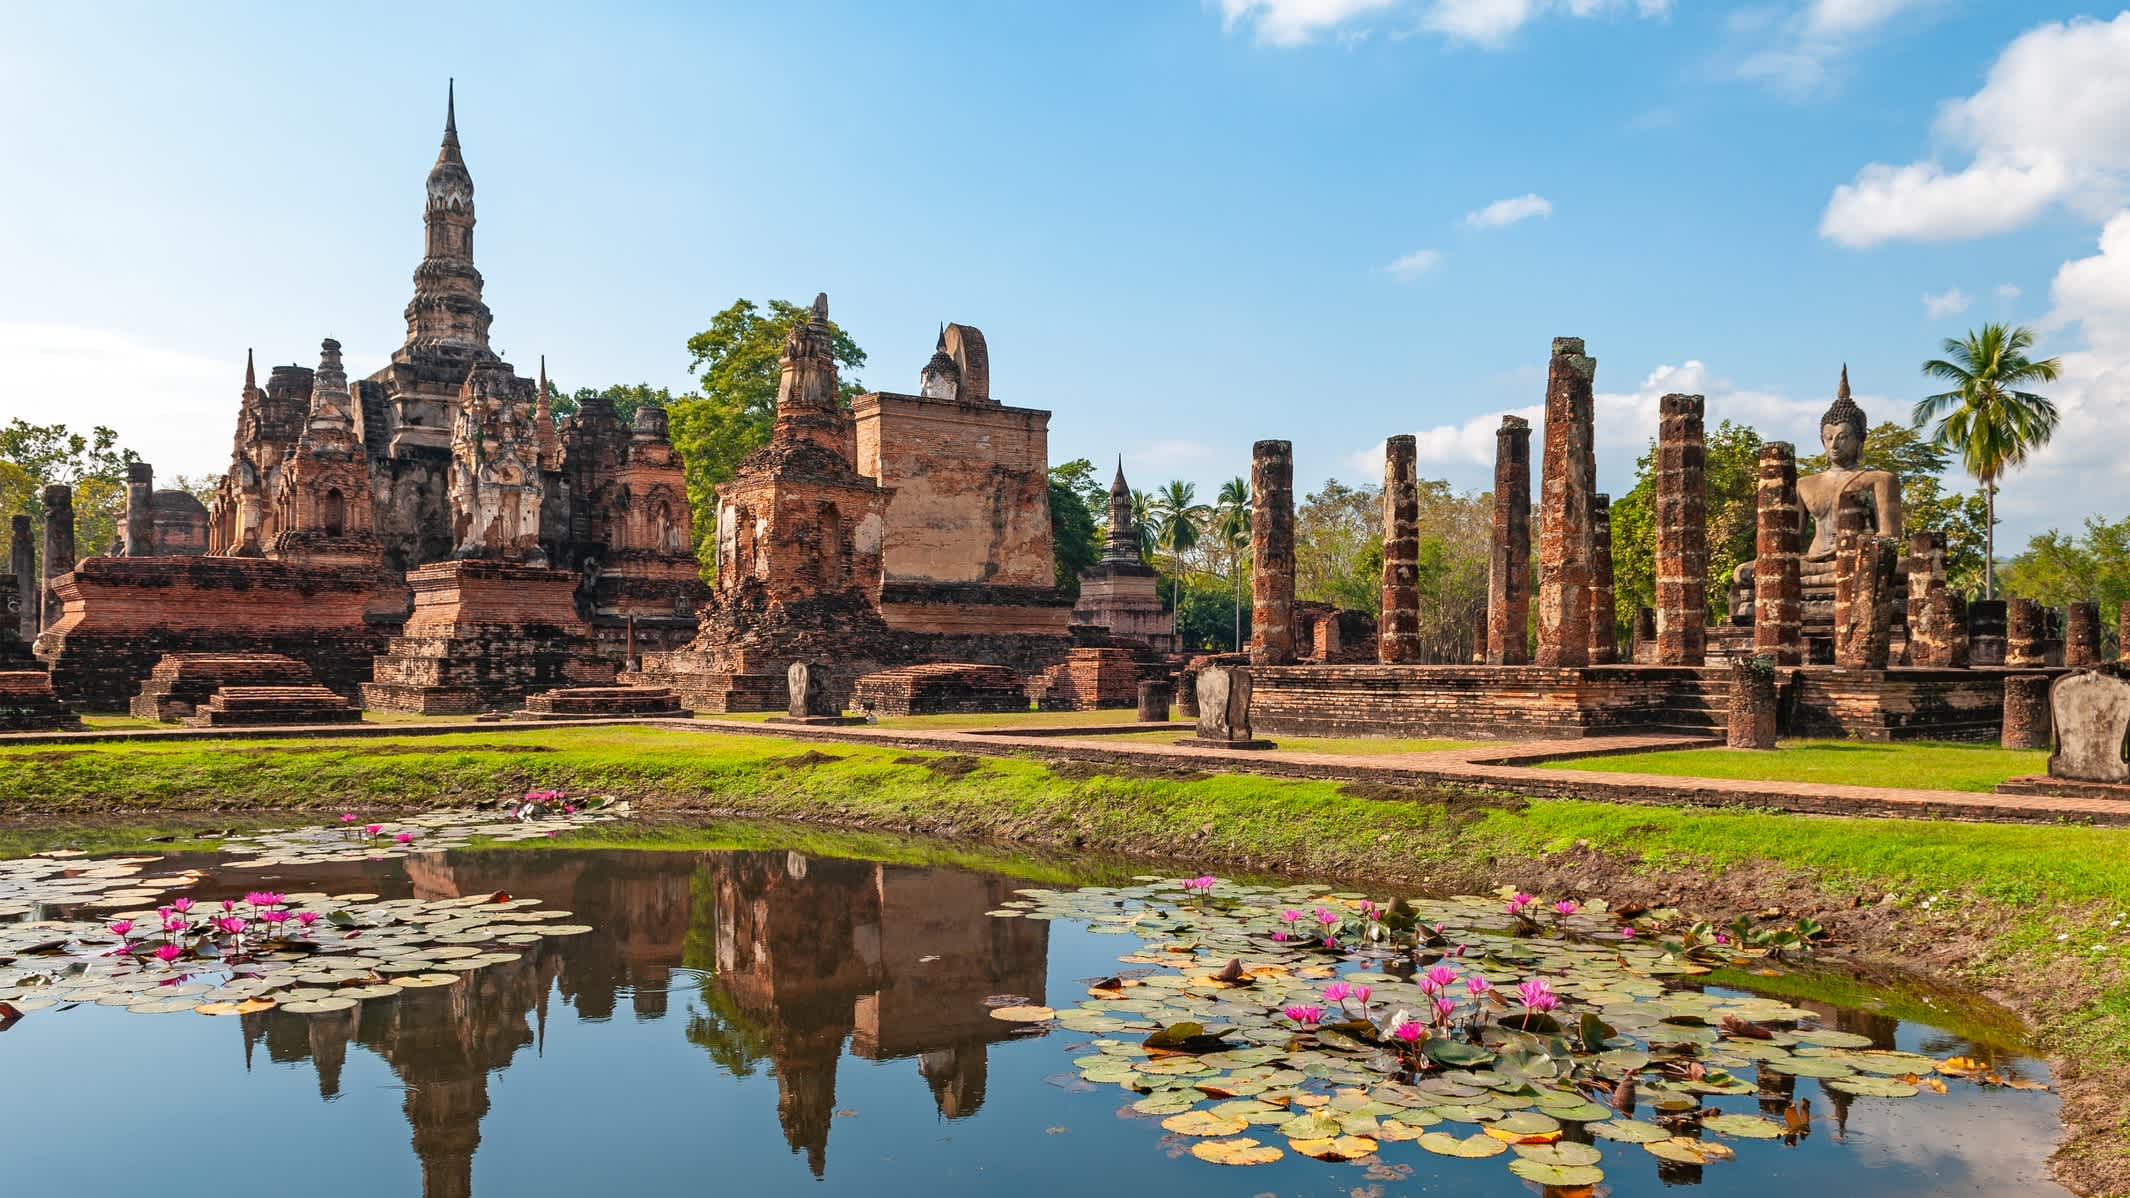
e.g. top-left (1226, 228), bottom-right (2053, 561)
top-left (1218, 0), bottom-right (1665, 49)
top-left (1820, 14), bottom-right (2130, 246)
top-left (0, 323), bottom-right (235, 479)
top-left (1217, 0), bottom-right (1398, 46)
top-left (1383, 248), bottom-right (1444, 279)
top-left (1734, 0), bottom-right (1936, 97)
top-left (1464, 193), bottom-right (1553, 229)
top-left (1922, 288), bottom-right (1972, 318)
top-left (1996, 283), bottom-right (2022, 300)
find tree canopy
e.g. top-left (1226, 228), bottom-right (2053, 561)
top-left (0, 419), bottom-right (139, 572)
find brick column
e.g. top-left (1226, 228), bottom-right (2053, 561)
top-left (2005, 598), bottom-right (2045, 668)
top-left (1379, 434), bottom-right (1421, 664)
top-left (1536, 339), bottom-right (1596, 667)
top-left (1752, 443), bottom-right (1802, 666)
top-left (1834, 504), bottom-right (1896, 671)
top-left (2001, 673), bottom-right (2051, 750)
top-left (1913, 587), bottom-right (1970, 668)
top-left (1727, 656), bottom-right (1778, 750)
top-left (1831, 492), bottom-right (1866, 660)
top-left (1136, 679), bottom-right (1174, 722)
top-left (2065, 600), bottom-right (2101, 668)
top-left (1904, 531), bottom-right (1946, 662)
top-left (1249, 440), bottom-right (1295, 666)
top-left (1588, 493), bottom-right (1618, 663)
top-left (1488, 415), bottom-right (1532, 666)
top-left (9, 514), bottom-right (35, 644)
top-left (1631, 606), bottom-right (1656, 662)
top-left (1654, 393), bottom-right (1707, 665)
top-left (123, 462), bottom-right (155, 557)
top-left (1470, 610), bottom-right (1488, 663)
top-left (39, 484), bottom-right (75, 631)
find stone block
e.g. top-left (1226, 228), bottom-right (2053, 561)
top-left (1136, 679), bottom-right (1174, 723)
top-left (2006, 598), bottom-right (2046, 669)
top-left (851, 663), bottom-right (1026, 717)
top-left (788, 661), bottom-right (835, 718)
top-left (0, 670), bottom-right (83, 731)
top-left (2065, 600), bottom-right (2102, 668)
top-left (2047, 670), bottom-right (2130, 783)
top-left (1191, 665), bottom-right (1270, 747)
top-left (1726, 656), bottom-right (1778, 749)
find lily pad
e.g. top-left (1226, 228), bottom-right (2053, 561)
top-left (1189, 1137), bottom-right (1284, 1166)
top-left (1418, 1131), bottom-right (1507, 1158)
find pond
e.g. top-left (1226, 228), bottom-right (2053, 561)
top-left (0, 811), bottom-right (2062, 1197)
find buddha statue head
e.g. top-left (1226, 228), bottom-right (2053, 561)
top-left (1820, 365), bottom-right (1866, 470)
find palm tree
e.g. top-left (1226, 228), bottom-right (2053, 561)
top-left (1129, 489), bottom-right (1157, 565)
top-left (1914, 323), bottom-right (2063, 598)
top-left (1211, 477), bottom-right (1250, 650)
top-left (1151, 480), bottom-right (1209, 568)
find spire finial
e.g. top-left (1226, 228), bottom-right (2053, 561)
top-left (935, 322), bottom-right (946, 350)
top-left (446, 78), bottom-right (457, 140)
top-left (1838, 362), bottom-right (1851, 401)
top-left (244, 347), bottom-right (256, 392)
top-left (811, 292), bottom-right (829, 323)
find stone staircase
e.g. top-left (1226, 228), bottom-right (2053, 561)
top-left (183, 685), bottom-right (363, 727)
top-left (518, 686), bottom-right (687, 719)
top-left (132, 652), bottom-right (317, 722)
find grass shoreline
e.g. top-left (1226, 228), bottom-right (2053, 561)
top-left (1, 725), bottom-right (2124, 1195)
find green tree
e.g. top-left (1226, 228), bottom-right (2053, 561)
top-left (1295, 478), bottom-right (1383, 615)
top-left (1915, 323), bottom-right (2063, 598)
top-left (0, 419), bottom-right (139, 575)
top-left (1209, 477), bottom-right (1250, 653)
top-left (1047, 459), bottom-right (1102, 596)
top-left (1409, 479), bottom-right (1492, 661)
top-left (1127, 489), bottom-right (1156, 565)
top-left (666, 299), bottom-right (867, 576)
top-left (1150, 480), bottom-right (1208, 567)
top-left (550, 382), bottom-right (674, 427)
top-left (2001, 516), bottom-right (2130, 633)
top-left (1609, 419), bottom-right (1762, 630)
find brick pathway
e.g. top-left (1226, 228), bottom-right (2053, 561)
top-left (3, 716), bottom-right (2123, 827)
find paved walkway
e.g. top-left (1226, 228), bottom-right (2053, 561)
top-left (3, 716), bottom-right (2122, 827)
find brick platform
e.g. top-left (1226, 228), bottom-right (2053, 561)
top-left (852, 663), bottom-right (1027, 717)
top-left (131, 652), bottom-right (316, 722)
top-left (517, 685), bottom-right (689, 720)
top-left (36, 556), bottom-right (392, 710)
top-left (183, 685), bottom-right (361, 727)
top-left (1030, 647), bottom-right (1144, 711)
top-left (0, 670), bottom-right (83, 731)
top-left (361, 560), bottom-right (614, 714)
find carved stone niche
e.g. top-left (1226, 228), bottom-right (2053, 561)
top-left (2048, 670), bottom-right (2130, 784)
top-left (1188, 665), bottom-right (1273, 749)
top-left (768, 659), bottom-right (865, 726)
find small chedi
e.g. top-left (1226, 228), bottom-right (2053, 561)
top-left (1069, 459), bottom-right (1176, 651)
top-left (633, 295), bottom-right (1146, 713)
top-left (26, 85), bottom-right (705, 711)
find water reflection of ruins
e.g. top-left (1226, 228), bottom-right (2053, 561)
top-left (231, 848), bottom-right (1049, 1195)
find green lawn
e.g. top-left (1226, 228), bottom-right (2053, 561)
top-left (1078, 730), bottom-right (1484, 755)
top-left (1541, 738), bottom-right (2046, 794)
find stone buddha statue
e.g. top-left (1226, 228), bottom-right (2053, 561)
top-left (1796, 366), bottom-right (1900, 585)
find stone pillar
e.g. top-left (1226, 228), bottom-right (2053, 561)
top-left (39, 484), bottom-right (75, 631)
top-left (1488, 415), bottom-right (1533, 666)
top-left (1536, 340), bottom-right (1597, 667)
top-left (1249, 440), bottom-right (1295, 667)
top-left (1752, 443), bottom-right (1803, 666)
top-left (1588, 494), bottom-right (1618, 664)
top-left (1654, 393), bottom-right (1707, 666)
top-left (2002, 673), bottom-right (2052, 750)
top-left (9, 514), bottom-right (36, 644)
top-left (1192, 665), bottom-right (1264, 747)
top-left (1379, 434), bottom-right (1420, 664)
top-left (2005, 598), bottom-right (2046, 669)
top-left (1727, 656), bottom-right (1779, 750)
top-left (1903, 531), bottom-right (1946, 662)
top-left (1176, 667), bottom-right (1201, 718)
top-left (1913, 587), bottom-right (1970, 668)
top-left (1136, 679), bottom-right (1174, 723)
top-left (123, 462), bottom-right (154, 556)
top-left (1835, 516), bottom-right (1897, 672)
top-left (2065, 600), bottom-right (2101, 668)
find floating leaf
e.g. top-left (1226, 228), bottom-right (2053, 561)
top-left (1588, 1118), bottom-right (1670, 1143)
top-left (1289, 1135), bottom-right (1377, 1161)
top-left (1418, 1131), bottom-right (1506, 1158)
top-left (1162, 1109), bottom-right (1247, 1137)
top-left (1645, 1137), bottom-right (1737, 1164)
top-left (1189, 1137), bottom-right (1284, 1166)
top-left (989, 1005), bottom-right (1057, 1024)
top-left (1508, 1159), bottom-right (1605, 1187)
top-left (1702, 1113), bottom-right (1784, 1138)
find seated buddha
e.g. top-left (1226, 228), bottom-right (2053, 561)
top-left (1796, 367), bottom-right (1901, 586)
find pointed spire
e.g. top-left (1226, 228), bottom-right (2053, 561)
top-left (435, 78), bottom-right (464, 166)
top-left (935, 323), bottom-right (947, 350)
top-left (811, 292), bottom-right (829, 323)
top-left (1838, 362), bottom-right (1851, 401)
top-left (533, 355), bottom-right (560, 467)
top-left (243, 347), bottom-right (257, 393)
top-left (1111, 454), bottom-right (1128, 495)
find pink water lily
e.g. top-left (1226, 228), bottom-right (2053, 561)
top-left (1435, 996), bottom-right (1457, 1020)
top-left (1351, 984), bottom-right (1372, 1005)
top-left (217, 916), bottom-right (247, 935)
top-left (1516, 977), bottom-right (1559, 1014)
top-left (395, 832), bottom-right (415, 844)
top-left (1620, 925), bottom-right (1638, 939)
top-left (153, 944), bottom-right (185, 963)
top-left (1391, 1020), bottom-right (1423, 1044)
top-left (1279, 908), bottom-right (1302, 924)
top-left (1314, 907), bottom-right (1339, 928)
top-left (1554, 899), bottom-right (1581, 916)
top-left (1181, 875), bottom-right (1218, 893)
top-left (108, 920), bottom-right (134, 938)
top-left (171, 897), bottom-right (193, 913)
top-left (1465, 975), bottom-right (1492, 997)
top-left (1423, 964), bottom-right (1460, 990)
top-left (162, 918), bottom-right (187, 934)
top-left (364, 824), bottom-right (384, 837)
top-left (1322, 981), bottom-right (1351, 1003)
top-left (296, 911), bottom-right (320, 928)
top-left (1283, 1004), bottom-right (1326, 1027)
top-left (340, 812), bottom-right (357, 823)
top-left (1506, 892), bottom-right (1535, 915)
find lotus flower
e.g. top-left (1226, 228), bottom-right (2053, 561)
top-left (1424, 964), bottom-right (1460, 990)
top-left (1620, 925), bottom-right (1637, 939)
top-left (162, 918), bottom-right (186, 934)
top-left (1283, 1004), bottom-right (1326, 1027)
top-left (1506, 892), bottom-right (1535, 915)
top-left (261, 910), bottom-right (290, 927)
top-left (220, 899), bottom-right (236, 913)
top-left (341, 812), bottom-right (357, 823)
top-left (1391, 1019), bottom-right (1423, 1044)
top-left (1351, 984), bottom-right (1372, 1005)
top-left (1516, 977), bottom-right (1559, 1014)
top-left (1465, 975), bottom-right (1492, 997)
top-left (171, 898), bottom-right (193, 913)
top-left (1182, 875), bottom-right (1217, 893)
top-left (1279, 908), bottom-right (1302, 924)
top-left (1272, 931), bottom-right (1288, 942)
top-left (561, 804), bottom-right (576, 815)
top-left (1554, 899), bottom-right (1581, 916)
top-left (395, 832), bottom-right (414, 844)
top-left (1315, 907), bottom-right (1339, 928)
top-left (364, 824), bottom-right (383, 837)
top-left (1435, 997), bottom-right (1457, 1020)
top-left (108, 920), bottom-right (134, 938)
top-left (153, 944), bottom-right (184, 963)
top-left (296, 911), bottom-right (320, 928)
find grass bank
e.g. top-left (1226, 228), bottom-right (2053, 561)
top-left (0, 725), bottom-right (2123, 1194)
top-left (1542, 738), bottom-right (2046, 793)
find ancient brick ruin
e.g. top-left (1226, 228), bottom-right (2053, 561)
top-left (1653, 393), bottom-right (1706, 666)
top-left (1751, 442), bottom-right (1803, 665)
top-left (1536, 339), bottom-right (1596, 668)
top-left (1249, 440), bottom-right (1296, 667)
top-left (1378, 434), bottom-right (1421, 664)
top-left (1486, 415), bottom-right (1532, 666)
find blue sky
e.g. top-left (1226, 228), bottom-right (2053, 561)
top-left (3, 1), bottom-right (2127, 546)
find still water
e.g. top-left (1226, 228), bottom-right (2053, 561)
top-left (1, 831), bottom-right (2062, 1197)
